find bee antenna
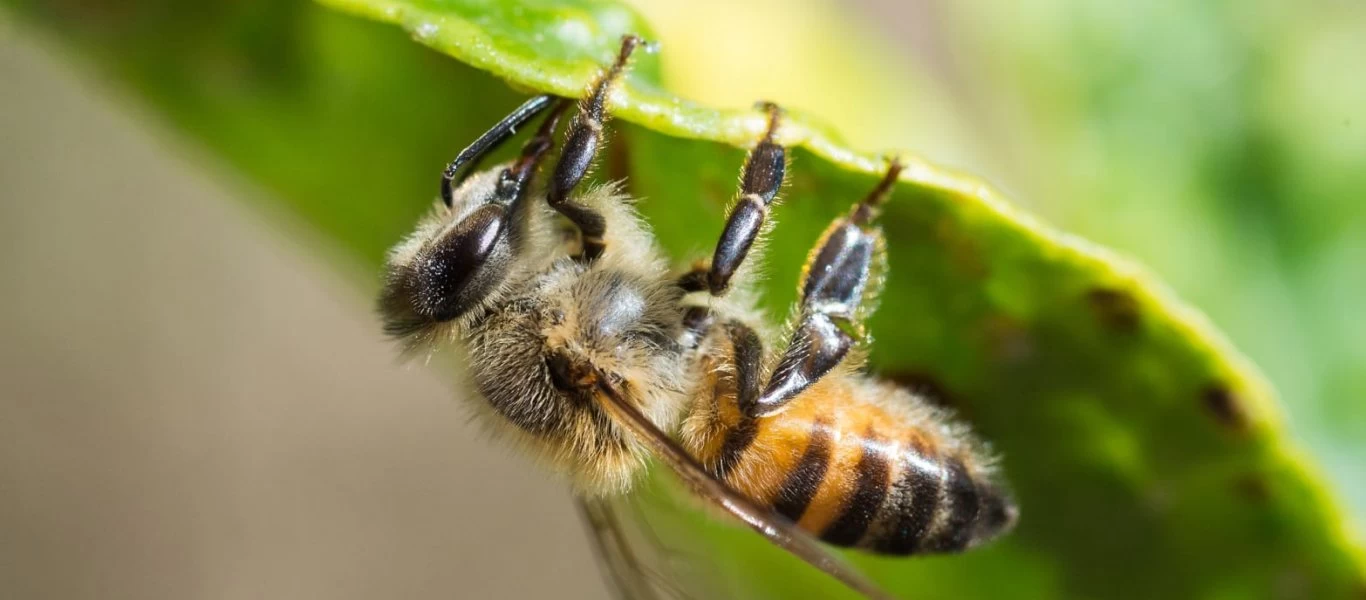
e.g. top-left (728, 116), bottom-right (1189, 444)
top-left (440, 94), bottom-right (558, 206)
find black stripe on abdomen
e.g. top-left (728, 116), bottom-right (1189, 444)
top-left (820, 436), bottom-right (891, 546)
top-left (922, 459), bottom-right (981, 553)
top-left (869, 448), bottom-right (945, 554)
top-left (770, 424), bottom-right (832, 522)
top-left (715, 415), bottom-right (758, 479)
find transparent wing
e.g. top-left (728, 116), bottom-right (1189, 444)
top-left (590, 375), bottom-right (896, 600)
top-left (577, 493), bottom-right (702, 600)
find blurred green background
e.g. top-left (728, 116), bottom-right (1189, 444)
top-left (634, 0), bottom-right (1366, 518)
top-left (878, 0), bottom-right (1366, 518)
top-left (2, 0), bottom-right (1363, 598)
top-left (643, 0), bottom-right (1366, 518)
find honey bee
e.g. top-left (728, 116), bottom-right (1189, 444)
top-left (379, 35), bottom-right (1017, 599)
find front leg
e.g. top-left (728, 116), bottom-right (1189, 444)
top-left (380, 97), bottom-right (571, 338)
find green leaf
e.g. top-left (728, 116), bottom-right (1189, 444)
top-left (9, 0), bottom-right (1362, 598)
top-left (931, 0), bottom-right (1366, 523)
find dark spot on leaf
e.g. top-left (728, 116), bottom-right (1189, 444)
top-left (1143, 483), bottom-right (1173, 515)
top-left (934, 219), bottom-right (989, 279)
top-left (1233, 474), bottom-right (1270, 503)
top-left (1202, 385), bottom-right (1249, 432)
top-left (887, 370), bottom-right (960, 410)
top-left (982, 316), bottom-right (1035, 365)
top-left (1086, 287), bottom-right (1142, 334)
top-left (1273, 566), bottom-right (1312, 600)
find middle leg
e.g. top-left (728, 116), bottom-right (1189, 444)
top-left (678, 102), bottom-right (787, 296)
top-left (547, 35), bottom-right (645, 261)
top-left (679, 107), bottom-right (904, 417)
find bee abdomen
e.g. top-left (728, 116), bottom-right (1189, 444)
top-left (759, 427), bottom-right (1014, 554)
top-left (769, 424), bottom-right (834, 523)
top-left (816, 433), bottom-right (892, 547)
top-left (864, 451), bottom-right (1017, 555)
top-left (684, 372), bottom-right (1017, 556)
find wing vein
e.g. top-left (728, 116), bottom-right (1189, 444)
top-left (592, 374), bottom-right (896, 600)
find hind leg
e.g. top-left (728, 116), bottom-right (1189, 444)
top-left (755, 160), bottom-right (904, 415)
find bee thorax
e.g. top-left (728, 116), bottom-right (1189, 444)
top-left (545, 347), bottom-right (598, 391)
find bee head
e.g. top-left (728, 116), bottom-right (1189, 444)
top-left (379, 166), bottom-right (527, 340)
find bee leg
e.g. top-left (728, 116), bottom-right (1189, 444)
top-left (751, 159), bottom-right (904, 417)
top-left (500, 99), bottom-right (572, 209)
top-left (387, 100), bottom-right (572, 328)
top-left (700, 102), bottom-right (787, 296)
top-left (677, 308), bottom-right (761, 414)
top-left (675, 260), bottom-right (710, 293)
top-left (725, 320), bottom-right (765, 414)
top-left (677, 306), bottom-right (766, 481)
top-left (548, 34), bottom-right (645, 262)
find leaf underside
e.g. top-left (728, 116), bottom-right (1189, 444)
top-left (9, 0), bottom-right (1363, 597)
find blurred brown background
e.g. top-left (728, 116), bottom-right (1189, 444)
top-left (0, 16), bottom-right (609, 599)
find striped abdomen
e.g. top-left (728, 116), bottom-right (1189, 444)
top-left (680, 372), bottom-right (1017, 554)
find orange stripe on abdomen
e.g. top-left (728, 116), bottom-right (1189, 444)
top-left (769, 422), bottom-right (832, 522)
top-left (791, 429), bottom-right (859, 535)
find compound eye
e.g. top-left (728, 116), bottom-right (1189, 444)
top-left (412, 203), bottom-right (511, 321)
